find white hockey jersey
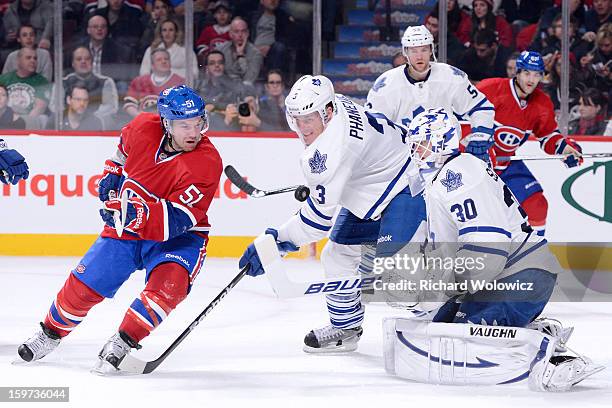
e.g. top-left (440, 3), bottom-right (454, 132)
top-left (277, 94), bottom-right (419, 246)
top-left (366, 63), bottom-right (494, 135)
top-left (423, 154), bottom-right (559, 288)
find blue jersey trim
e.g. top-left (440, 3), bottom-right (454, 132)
top-left (307, 197), bottom-right (333, 221)
top-left (299, 211), bottom-right (331, 232)
top-left (458, 244), bottom-right (509, 258)
top-left (505, 239), bottom-right (548, 268)
top-left (364, 157), bottom-right (412, 220)
top-left (467, 97), bottom-right (494, 116)
top-left (459, 226), bottom-right (512, 238)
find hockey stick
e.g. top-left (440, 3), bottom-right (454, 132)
top-left (117, 264), bottom-right (249, 374)
top-left (224, 165), bottom-right (310, 202)
top-left (497, 153), bottom-right (612, 162)
top-left (254, 233), bottom-right (380, 299)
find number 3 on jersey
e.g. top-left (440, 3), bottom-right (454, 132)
top-left (316, 184), bottom-right (326, 204)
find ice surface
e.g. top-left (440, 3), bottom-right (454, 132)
top-left (1, 257), bottom-right (611, 408)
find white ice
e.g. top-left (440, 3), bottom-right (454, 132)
top-left (1, 256), bottom-right (611, 408)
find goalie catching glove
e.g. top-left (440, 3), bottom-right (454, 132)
top-left (100, 196), bottom-right (150, 237)
top-left (239, 228), bottom-right (299, 276)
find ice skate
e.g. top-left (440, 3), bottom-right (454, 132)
top-left (530, 354), bottom-right (605, 392)
top-left (91, 332), bottom-right (140, 375)
top-left (303, 325), bottom-right (363, 353)
top-left (17, 323), bottom-right (61, 363)
top-left (528, 318), bottom-right (574, 352)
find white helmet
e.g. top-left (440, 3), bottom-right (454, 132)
top-left (407, 108), bottom-right (461, 170)
top-left (401, 25), bottom-right (437, 62)
top-left (285, 75), bottom-right (337, 143)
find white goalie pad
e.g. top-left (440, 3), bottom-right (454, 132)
top-left (383, 318), bottom-right (556, 386)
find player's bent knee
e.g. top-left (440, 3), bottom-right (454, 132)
top-left (383, 317), bottom-right (557, 386)
top-left (145, 262), bottom-right (190, 309)
top-left (321, 241), bottom-right (362, 278)
top-left (521, 192), bottom-right (548, 228)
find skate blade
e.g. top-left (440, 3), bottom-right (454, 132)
top-left (11, 357), bottom-right (32, 365)
top-left (303, 343), bottom-right (358, 354)
top-left (571, 364), bottom-right (606, 387)
top-left (91, 359), bottom-right (120, 376)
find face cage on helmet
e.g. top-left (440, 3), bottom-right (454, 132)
top-left (409, 138), bottom-right (442, 170)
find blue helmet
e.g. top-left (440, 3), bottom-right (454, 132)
top-left (516, 51), bottom-right (545, 73)
top-left (157, 85), bottom-right (206, 120)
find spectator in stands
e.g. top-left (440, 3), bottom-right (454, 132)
top-left (392, 52), bottom-right (407, 68)
top-left (426, 9), bottom-right (467, 64)
top-left (140, 18), bottom-right (198, 79)
top-left (538, 0), bottom-right (586, 43)
top-left (569, 88), bottom-right (608, 135)
top-left (498, 0), bottom-right (549, 25)
top-left (445, 0), bottom-right (472, 46)
top-left (591, 23), bottom-right (612, 89)
top-left (542, 55), bottom-right (580, 111)
top-left (584, 0), bottom-right (611, 33)
top-left (0, 48), bottom-right (48, 128)
top-left (249, 0), bottom-right (299, 74)
top-left (224, 95), bottom-right (261, 132)
top-left (2, 24), bottom-right (52, 81)
top-left (94, 0), bottom-right (144, 50)
top-left (51, 46), bottom-right (119, 129)
top-left (0, 83), bottom-right (25, 129)
top-left (218, 17), bottom-right (263, 85)
top-left (258, 69), bottom-right (289, 131)
top-left (196, 0), bottom-right (232, 59)
top-left (2, 0), bottom-right (52, 49)
top-left (459, 29), bottom-right (512, 80)
top-left (78, 14), bottom-right (131, 78)
top-left (124, 48), bottom-right (184, 118)
top-left (140, 0), bottom-right (175, 59)
top-left (468, 0), bottom-right (513, 48)
top-left (48, 82), bottom-right (103, 131)
top-left (197, 49), bottom-right (255, 129)
top-left (535, 14), bottom-right (592, 62)
top-left (506, 51), bottom-right (520, 77)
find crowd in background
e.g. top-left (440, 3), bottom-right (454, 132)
top-left (0, 0), bottom-right (609, 134)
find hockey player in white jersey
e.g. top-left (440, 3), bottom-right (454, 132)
top-left (381, 108), bottom-right (603, 391)
top-left (366, 25), bottom-right (495, 161)
top-left (239, 75), bottom-right (427, 352)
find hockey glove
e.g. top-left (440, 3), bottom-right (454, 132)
top-left (239, 228), bottom-right (299, 277)
top-left (556, 138), bottom-right (583, 168)
top-left (100, 196), bottom-right (150, 236)
top-left (98, 160), bottom-right (124, 201)
top-left (464, 132), bottom-right (494, 162)
top-left (0, 149), bottom-right (29, 185)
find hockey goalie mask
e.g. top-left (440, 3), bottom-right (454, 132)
top-left (407, 108), bottom-right (460, 170)
top-left (285, 75), bottom-right (337, 146)
top-left (401, 25), bottom-right (437, 72)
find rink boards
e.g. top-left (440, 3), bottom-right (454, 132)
top-left (0, 131), bottom-right (610, 269)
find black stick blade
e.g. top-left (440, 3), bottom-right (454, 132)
top-left (224, 165), bottom-right (256, 195)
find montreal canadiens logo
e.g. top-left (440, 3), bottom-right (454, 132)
top-left (494, 126), bottom-right (527, 153)
top-left (75, 264), bottom-right (86, 274)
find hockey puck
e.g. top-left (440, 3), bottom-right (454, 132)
top-left (294, 185), bottom-right (310, 202)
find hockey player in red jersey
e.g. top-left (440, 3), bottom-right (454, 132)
top-left (477, 51), bottom-right (583, 236)
top-left (18, 85), bottom-right (222, 373)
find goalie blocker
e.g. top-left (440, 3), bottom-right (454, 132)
top-left (383, 318), bottom-right (604, 391)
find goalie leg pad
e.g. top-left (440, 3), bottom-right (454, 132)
top-left (383, 317), bottom-right (556, 386)
top-left (119, 262), bottom-right (189, 343)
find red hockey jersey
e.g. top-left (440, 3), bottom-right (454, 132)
top-left (477, 78), bottom-right (563, 172)
top-left (101, 113), bottom-right (222, 242)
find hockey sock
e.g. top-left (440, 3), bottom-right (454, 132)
top-left (44, 274), bottom-right (104, 337)
top-left (119, 262), bottom-right (189, 343)
top-left (522, 192), bottom-right (548, 237)
top-left (326, 291), bottom-right (364, 329)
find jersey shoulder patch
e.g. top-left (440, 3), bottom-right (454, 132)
top-left (372, 75), bottom-right (388, 92)
top-left (308, 149), bottom-right (328, 174)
